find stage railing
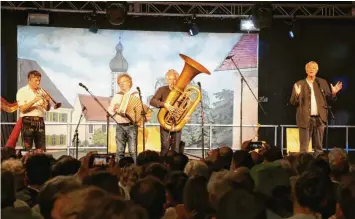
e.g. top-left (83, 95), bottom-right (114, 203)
top-left (280, 125), bottom-right (355, 153)
top-left (1, 122), bottom-right (354, 158)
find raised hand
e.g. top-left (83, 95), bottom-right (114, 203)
top-left (331, 81), bottom-right (343, 95)
top-left (294, 83), bottom-right (301, 96)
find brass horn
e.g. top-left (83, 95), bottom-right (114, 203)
top-left (158, 54), bottom-right (211, 132)
top-left (38, 88), bottom-right (62, 109)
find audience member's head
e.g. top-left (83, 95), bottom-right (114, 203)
top-left (165, 153), bottom-right (189, 172)
top-left (307, 157), bottom-right (331, 176)
top-left (263, 146), bottom-right (283, 162)
top-left (25, 154), bottom-right (52, 186)
top-left (184, 175), bottom-right (214, 217)
top-left (294, 171), bottom-right (331, 214)
top-left (217, 189), bottom-right (266, 219)
top-left (207, 170), bottom-right (234, 209)
top-left (231, 150), bottom-right (254, 170)
top-left (39, 175), bottom-right (82, 219)
top-left (217, 146), bottom-right (233, 170)
top-left (337, 173), bottom-right (355, 219)
top-left (120, 164), bottom-right (141, 191)
top-left (184, 160), bottom-right (209, 179)
top-left (130, 176), bottom-right (166, 219)
top-left (118, 156), bottom-right (135, 168)
top-left (1, 169), bottom-right (16, 208)
top-left (136, 150), bottom-right (160, 166)
top-left (83, 171), bottom-right (121, 196)
top-left (328, 148), bottom-right (349, 182)
top-left (165, 171), bottom-right (188, 207)
top-left (296, 153), bottom-right (314, 175)
top-left (52, 186), bottom-right (133, 219)
top-left (52, 156), bottom-right (81, 177)
top-left (142, 162), bottom-right (168, 182)
top-left (1, 158), bottom-right (25, 191)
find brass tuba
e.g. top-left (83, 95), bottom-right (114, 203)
top-left (158, 54), bottom-right (211, 132)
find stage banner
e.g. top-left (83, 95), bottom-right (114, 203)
top-left (108, 126), bottom-right (161, 154)
top-left (286, 128), bottom-right (312, 153)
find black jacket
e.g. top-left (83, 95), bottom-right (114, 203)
top-left (290, 77), bottom-right (335, 128)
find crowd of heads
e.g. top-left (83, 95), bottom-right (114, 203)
top-left (1, 143), bottom-right (355, 219)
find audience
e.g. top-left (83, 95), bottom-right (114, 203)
top-left (17, 154), bottom-right (52, 207)
top-left (1, 144), bottom-right (354, 219)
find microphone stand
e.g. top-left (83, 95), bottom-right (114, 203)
top-left (72, 108), bottom-right (85, 159)
top-left (227, 56), bottom-right (267, 147)
top-left (137, 88), bottom-right (147, 152)
top-left (316, 80), bottom-right (335, 152)
top-left (80, 85), bottom-right (120, 154)
top-left (197, 83), bottom-right (205, 159)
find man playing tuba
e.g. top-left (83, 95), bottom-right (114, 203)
top-left (150, 69), bottom-right (183, 155)
top-left (16, 70), bottom-right (51, 151)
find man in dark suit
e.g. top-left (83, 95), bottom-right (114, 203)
top-left (150, 69), bottom-right (182, 156)
top-left (290, 61), bottom-right (342, 154)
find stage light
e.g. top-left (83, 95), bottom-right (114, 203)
top-left (188, 23), bottom-right (199, 36)
top-left (27, 13), bottom-right (49, 25)
top-left (240, 19), bottom-right (260, 31)
top-left (107, 2), bottom-right (128, 26)
top-left (289, 30), bottom-right (294, 38)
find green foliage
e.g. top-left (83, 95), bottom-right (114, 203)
top-left (91, 129), bottom-right (106, 145)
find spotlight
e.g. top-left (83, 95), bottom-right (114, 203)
top-left (240, 19), bottom-right (260, 31)
top-left (188, 23), bottom-right (199, 36)
top-left (106, 2), bottom-right (128, 26)
top-left (289, 30), bottom-right (294, 38)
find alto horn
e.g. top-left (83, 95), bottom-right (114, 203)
top-left (39, 88), bottom-right (62, 109)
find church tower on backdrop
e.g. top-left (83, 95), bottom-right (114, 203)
top-left (109, 36), bottom-right (128, 97)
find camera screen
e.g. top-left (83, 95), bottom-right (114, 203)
top-left (249, 141), bottom-right (263, 149)
top-left (93, 157), bottom-right (108, 167)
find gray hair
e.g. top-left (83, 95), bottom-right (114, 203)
top-left (165, 69), bottom-right (179, 79)
top-left (207, 170), bottom-right (234, 209)
top-left (184, 160), bottom-right (209, 178)
top-left (328, 148), bottom-right (349, 173)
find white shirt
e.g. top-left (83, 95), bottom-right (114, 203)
top-left (16, 85), bottom-right (46, 117)
top-left (108, 89), bottom-right (138, 124)
top-left (306, 80), bottom-right (318, 116)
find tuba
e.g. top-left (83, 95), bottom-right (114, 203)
top-left (158, 54), bottom-right (211, 132)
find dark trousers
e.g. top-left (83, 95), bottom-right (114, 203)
top-left (116, 123), bottom-right (137, 162)
top-left (160, 126), bottom-right (181, 156)
top-left (21, 116), bottom-right (46, 151)
top-left (299, 116), bottom-right (324, 154)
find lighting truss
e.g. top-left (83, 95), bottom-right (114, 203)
top-left (1, 1), bottom-right (354, 19)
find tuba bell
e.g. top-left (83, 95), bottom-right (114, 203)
top-left (158, 54), bottom-right (211, 132)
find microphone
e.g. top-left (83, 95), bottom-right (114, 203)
top-left (136, 86), bottom-right (141, 93)
top-left (197, 82), bottom-right (201, 88)
top-left (79, 83), bottom-right (88, 90)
